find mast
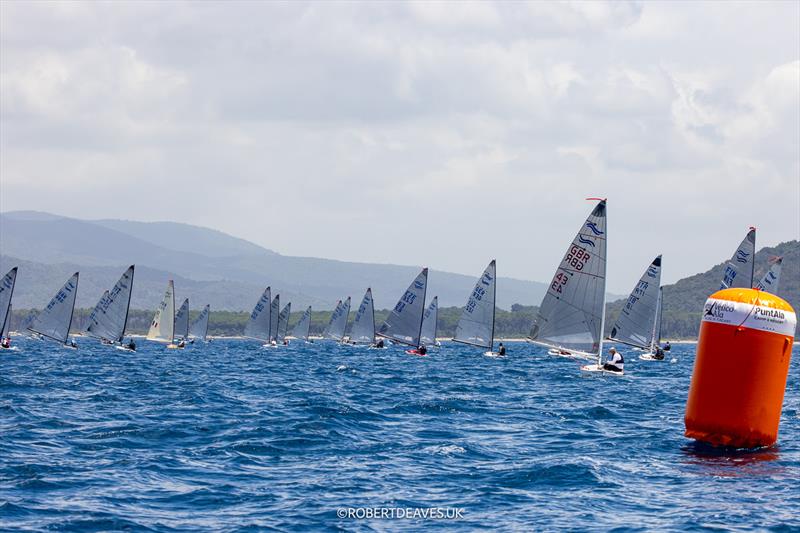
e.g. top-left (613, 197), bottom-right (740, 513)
top-left (120, 265), bottom-right (134, 342)
top-left (596, 199), bottom-right (607, 366)
top-left (490, 259), bottom-right (496, 351)
top-left (749, 226), bottom-right (756, 288)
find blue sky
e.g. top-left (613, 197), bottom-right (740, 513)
top-left (1, 1), bottom-right (798, 293)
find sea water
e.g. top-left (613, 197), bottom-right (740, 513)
top-left (1, 339), bottom-right (798, 531)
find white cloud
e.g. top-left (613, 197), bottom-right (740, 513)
top-left (1, 1), bottom-right (797, 293)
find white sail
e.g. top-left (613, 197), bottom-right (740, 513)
top-left (529, 200), bottom-right (607, 357)
top-left (0, 267), bottom-right (18, 338)
top-left (2, 304), bottom-right (11, 338)
top-left (85, 265), bottom-right (135, 343)
top-left (324, 297), bottom-right (350, 340)
top-left (609, 255), bottom-right (662, 350)
top-left (720, 228), bottom-right (756, 290)
top-left (291, 306), bottom-right (312, 341)
top-left (755, 257), bottom-right (783, 294)
top-left (147, 280), bottom-right (175, 343)
top-left (189, 304), bottom-right (210, 341)
top-left (174, 298), bottom-right (190, 340)
top-left (454, 260), bottom-right (497, 349)
top-left (377, 268), bottom-right (429, 347)
top-left (420, 296), bottom-right (439, 346)
top-left (269, 295), bottom-right (280, 341)
top-left (277, 302), bottom-right (292, 342)
top-left (349, 288), bottom-right (375, 344)
top-left (29, 272), bottom-right (80, 344)
top-left (244, 287), bottom-right (271, 342)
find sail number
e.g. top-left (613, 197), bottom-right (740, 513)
top-left (394, 290), bottom-right (416, 313)
top-left (565, 246), bottom-right (590, 271)
top-left (551, 272), bottom-right (569, 293)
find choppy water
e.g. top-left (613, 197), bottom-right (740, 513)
top-left (1, 338), bottom-right (798, 531)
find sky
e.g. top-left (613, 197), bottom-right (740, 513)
top-left (1, 1), bottom-right (798, 293)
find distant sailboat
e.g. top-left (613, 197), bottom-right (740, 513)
top-left (174, 298), bottom-right (190, 341)
top-left (268, 295), bottom-right (280, 343)
top-left (189, 304), bottom-right (211, 342)
top-left (377, 268), bottom-right (428, 349)
top-left (720, 228), bottom-right (756, 290)
top-left (454, 260), bottom-right (498, 355)
top-left (0, 267), bottom-right (18, 345)
top-left (638, 287), bottom-right (665, 361)
top-left (28, 272), bottom-right (80, 348)
top-left (277, 302), bottom-right (292, 343)
top-left (244, 287), bottom-right (272, 343)
top-left (529, 200), bottom-right (608, 364)
top-left (608, 256), bottom-right (663, 359)
top-left (755, 257), bottom-right (783, 293)
top-left (420, 296), bottom-right (439, 347)
top-left (348, 288), bottom-right (375, 345)
top-left (147, 280), bottom-right (177, 347)
top-left (291, 306), bottom-right (312, 342)
top-left (85, 265), bottom-right (135, 346)
top-left (323, 297), bottom-right (350, 341)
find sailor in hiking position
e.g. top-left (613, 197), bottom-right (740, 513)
top-left (602, 347), bottom-right (624, 373)
top-left (497, 342), bottom-right (506, 356)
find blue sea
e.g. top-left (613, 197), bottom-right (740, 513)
top-left (1, 339), bottom-right (798, 531)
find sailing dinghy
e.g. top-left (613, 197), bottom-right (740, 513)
top-left (755, 256), bottom-right (782, 294)
top-left (244, 287), bottom-right (272, 344)
top-left (85, 265), bottom-right (135, 350)
top-left (28, 272), bottom-right (80, 348)
top-left (377, 268), bottom-right (428, 354)
top-left (638, 287), bottom-right (664, 361)
top-left (607, 256), bottom-right (663, 361)
top-left (347, 289), bottom-right (375, 345)
top-left (719, 228), bottom-right (756, 290)
top-left (276, 302), bottom-right (291, 344)
top-left (147, 280), bottom-right (179, 348)
top-left (291, 306), bottom-right (312, 343)
top-left (1, 267), bottom-right (19, 349)
top-left (420, 296), bottom-right (440, 348)
top-left (174, 298), bottom-right (190, 343)
top-left (265, 295), bottom-right (280, 346)
top-left (528, 200), bottom-right (609, 364)
top-left (323, 297), bottom-right (350, 342)
top-left (189, 304), bottom-right (211, 343)
top-left (454, 260), bottom-right (500, 356)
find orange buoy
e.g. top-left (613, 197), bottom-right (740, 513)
top-left (685, 288), bottom-right (796, 448)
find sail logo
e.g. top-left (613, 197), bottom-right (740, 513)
top-left (736, 250), bottom-right (750, 264)
top-left (414, 280), bottom-right (425, 290)
top-left (646, 266), bottom-right (658, 278)
top-left (578, 235), bottom-right (595, 247)
top-left (585, 222), bottom-right (604, 235)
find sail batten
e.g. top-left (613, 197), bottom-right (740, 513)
top-left (377, 268), bottom-right (429, 347)
top-left (147, 280), bottom-right (175, 343)
top-left (244, 287), bottom-right (271, 342)
top-left (29, 272), bottom-right (80, 344)
top-left (529, 200), bottom-right (607, 356)
top-left (454, 260), bottom-right (496, 350)
top-left (608, 256), bottom-right (662, 350)
top-left (349, 289), bottom-right (375, 344)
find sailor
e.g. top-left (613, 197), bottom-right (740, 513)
top-left (498, 343), bottom-right (506, 356)
top-left (417, 344), bottom-right (427, 355)
top-left (663, 341), bottom-right (671, 351)
top-left (70, 339), bottom-right (77, 348)
top-left (1, 337), bottom-right (10, 349)
top-left (654, 346), bottom-right (665, 360)
top-left (374, 338), bottom-right (385, 349)
top-left (127, 338), bottom-right (136, 351)
top-left (602, 347), bottom-right (624, 373)
top-left (177, 339), bottom-right (185, 348)
top-left (283, 339), bottom-right (289, 346)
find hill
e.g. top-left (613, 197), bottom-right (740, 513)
top-left (0, 211), bottom-right (551, 310)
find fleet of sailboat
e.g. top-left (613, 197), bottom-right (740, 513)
top-left (0, 203), bottom-right (789, 371)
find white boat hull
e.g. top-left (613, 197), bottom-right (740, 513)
top-left (581, 363), bottom-right (624, 375)
top-left (639, 353), bottom-right (664, 361)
